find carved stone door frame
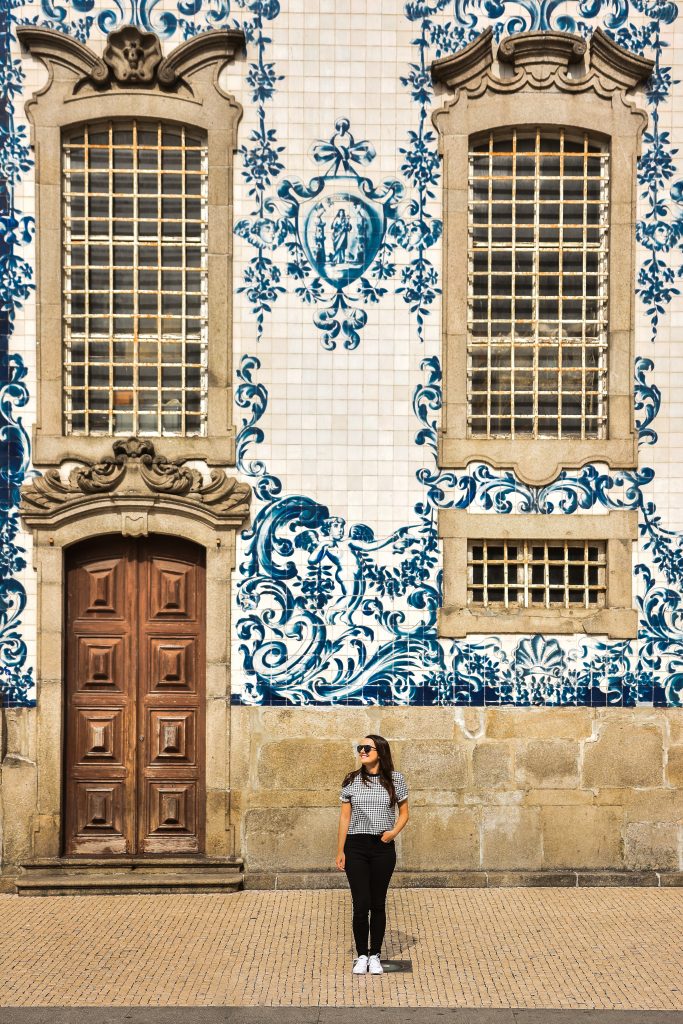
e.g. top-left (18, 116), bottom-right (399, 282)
top-left (20, 438), bottom-right (250, 862)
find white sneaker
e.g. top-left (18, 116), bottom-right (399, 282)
top-left (368, 954), bottom-right (383, 974)
top-left (352, 955), bottom-right (369, 974)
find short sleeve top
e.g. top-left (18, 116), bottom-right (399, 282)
top-left (340, 770), bottom-right (408, 835)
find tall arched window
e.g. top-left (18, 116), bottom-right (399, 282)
top-left (432, 27), bottom-right (652, 487)
top-left (18, 25), bottom-right (243, 466)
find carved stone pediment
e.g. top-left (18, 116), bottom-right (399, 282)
top-left (21, 438), bottom-right (251, 532)
top-left (431, 26), bottom-right (653, 98)
top-left (17, 24), bottom-right (245, 94)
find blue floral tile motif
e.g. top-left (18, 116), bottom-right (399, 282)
top-left (233, 1), bottom-right (285, 341)
top-left (232, 342), bottom-right (677, 706)
top-left (235, 353), bottom-right (445, 706)
top-left (0, 0), bottom-right (35, 706)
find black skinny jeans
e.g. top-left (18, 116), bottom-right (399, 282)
top-left (344, 833), bottom-right (397, 957)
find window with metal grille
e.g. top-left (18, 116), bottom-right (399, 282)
top-left (468, 539), bottom-right (607, 609)
top-left (63, 120), bottom-right (208, 436)
top-left (468, 128), bottom-right (609, 439)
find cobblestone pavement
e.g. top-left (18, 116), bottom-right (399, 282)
top-left (0, 889), bottom-right (682, 1010)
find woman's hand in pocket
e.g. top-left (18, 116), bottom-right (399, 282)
top-left (380, 831), bottom-right (395, 843)
top-left (335, 852), bottom-right (345, 871)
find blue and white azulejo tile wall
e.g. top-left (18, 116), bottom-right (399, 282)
top-left (3, 0), bottom-right (683, 709)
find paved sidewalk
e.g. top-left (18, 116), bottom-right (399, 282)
top-left (0, 889), bottom-right (682, 1010)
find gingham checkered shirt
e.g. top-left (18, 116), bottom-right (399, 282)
top-left (340, 771), bottom-right (408, 835)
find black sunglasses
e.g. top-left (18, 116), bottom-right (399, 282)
top-left (356, 744), bottom-right (376, 754)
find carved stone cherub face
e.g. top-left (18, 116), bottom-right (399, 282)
top-left (122, 37), bottom-right (145, 71)
top-left (103, 25), bottom-right (162, 84)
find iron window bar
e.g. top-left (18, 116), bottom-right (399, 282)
top-left (467, 539), bottom-right (607, 609)
top-left (467, 128), bottom-right (609, 440)
top-left (62, 120), bottom-right (209, 437)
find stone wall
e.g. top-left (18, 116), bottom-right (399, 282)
top-left (2, 704), bottom-right (681, 887)
top-left (230, 707), bottom-right (683, 887)
top-left (0, 709), bottom-right (38, 888)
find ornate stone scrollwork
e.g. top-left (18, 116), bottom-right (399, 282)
top-left (20, 438), bottom-right (251, 530)
top-left (17, 23), bottom-right (245, 95)
top-left (431, 26), bottom-right (653, 98)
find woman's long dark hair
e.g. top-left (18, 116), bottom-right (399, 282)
top-left (342, 734), bottom-right (398, 807)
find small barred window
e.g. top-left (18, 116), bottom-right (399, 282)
top-left (468, 539), bottom-right (607, 609)
top-left (62, 120), bottom-right (208, 437)
top-left (468, 128), bottom-right (609, 440)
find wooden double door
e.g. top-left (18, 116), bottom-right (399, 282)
top-left (63, 536), bottom-right (206, 856)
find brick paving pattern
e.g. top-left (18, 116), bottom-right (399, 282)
top-left (0, 889), bottom-right (682, 1009)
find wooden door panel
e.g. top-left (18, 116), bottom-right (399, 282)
top-left (71, 782), bottom-right (128, 855)
top-left (65, 539), bottom-right (136, 855)
top-left (138, 539), bottom-right (204, 854)
top-left (75, 636), bottom-right (127, 691)
top-left (148, 710), bottom-right (197, 765)
top-left (65, 536), bottom-right (205, 856)
top-left (148, 559), bottom-right (197, 621)
top-left (148, 637), bottom-right (197, 693)
top-left (146, 782), bottom-right (198, 849)
top-left (74, 708), bottom-right (125, 765)
top-left (75, 558), bottom-right (128, 620)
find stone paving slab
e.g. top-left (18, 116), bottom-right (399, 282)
top-left (0, 889), bottom-right (682, 1010)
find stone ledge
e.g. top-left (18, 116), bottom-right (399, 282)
top-left (658, 872), bottom-right (683, 887)
top-left (575, 871), bottom-right (660, 886)
top-left (486, 871), bottom-right (576, 887)
top-left (243, 869), bottom-right (683, 890)
top-left (244, 871), bottom-right (349, 890)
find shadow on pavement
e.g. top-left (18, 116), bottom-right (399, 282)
top-left (1, 1008), bottom-right (683, 1024)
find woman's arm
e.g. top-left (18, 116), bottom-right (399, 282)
top-left (381, 799), bottom-right (409, 842)
top-left (336, 802), bottom-right (352, 870)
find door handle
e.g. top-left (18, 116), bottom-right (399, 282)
top-left (139, 735), bottom-right (144, 742)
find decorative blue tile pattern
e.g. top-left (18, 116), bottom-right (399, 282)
top-left (237, 119), bottom-right (405, 351)
top-left (233, 0), bottom-right (683, 708)
top-left (234, 0), bottom-right (284, 342)
top-left (32, 0), bottom-right (231, 40)
top-left (3, 0), bottom-right (683, 707)
top-left (0, 0), bottom-right (34, 706)
top-left (233, 344), bottom-right (670, 707)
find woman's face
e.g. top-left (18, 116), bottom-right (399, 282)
top-left (358, 737), bottom-right (380, 771)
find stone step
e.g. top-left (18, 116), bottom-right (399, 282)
top-left (16, 866), bottom-right (244, 896)
top-left (23, 856), bottom-right (243, 872)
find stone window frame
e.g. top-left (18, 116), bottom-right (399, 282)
top-left (438, 507), bottom-right (638, 638)
top-left (17, 25), bottom-right (244, 467)
top-left (431, 28), bottom-right (654, 486)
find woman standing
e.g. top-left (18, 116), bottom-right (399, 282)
top-left (335, 734), bottom-right (409, 975)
